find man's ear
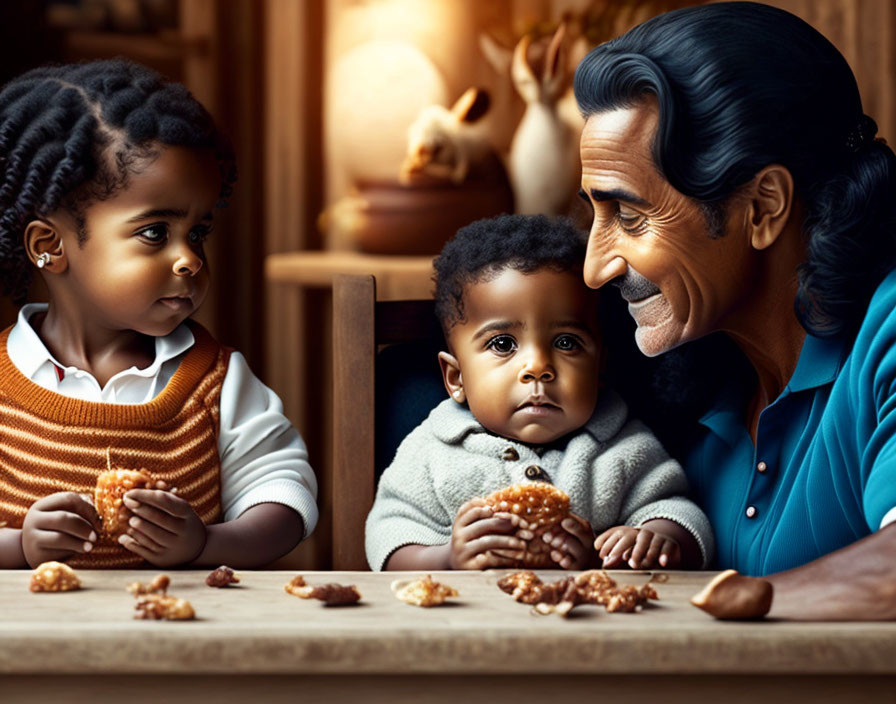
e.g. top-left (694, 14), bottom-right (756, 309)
top-left (438, 351), bottom-right (466, 404)
top-left (23, 219), bottom-right (67, 273)
top-left (745, 164), bottom-right (794, 251)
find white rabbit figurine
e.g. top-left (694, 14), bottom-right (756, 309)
top-left (400, 88), bottom-right (493, 185)
top-left (508, 23), bottom-right (580, 215)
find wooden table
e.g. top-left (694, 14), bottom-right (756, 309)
top-left (2, 569), bottom-right (895, 703)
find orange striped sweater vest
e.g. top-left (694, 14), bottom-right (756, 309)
top-left (0, 321), bottom-right (230, 568)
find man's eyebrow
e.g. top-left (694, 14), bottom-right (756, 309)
top-left (472, 320), bottom-right (521, 341)
top-left (126, 208), bottom-right (213, 222)
top-left (587, 187), bottom-right (651, 208)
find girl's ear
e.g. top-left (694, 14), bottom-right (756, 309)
top-left (438, 351), bottom-right (466, 404)
top-left (23, 219), bottom-right (67, 273)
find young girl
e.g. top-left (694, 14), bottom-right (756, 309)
top-left (0, 60), bottom-right (318, 569)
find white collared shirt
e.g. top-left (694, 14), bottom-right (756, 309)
top-left (7, 304), bottom-right (318, 535)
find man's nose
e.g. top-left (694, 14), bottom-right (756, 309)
top-left (583, 252), bottom-right (627, 290)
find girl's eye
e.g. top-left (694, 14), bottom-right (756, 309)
top-left (486, 335), bottom-right (517, 355)
top-left (554, 334), bottom-right (582, 352)
top-left (618, 208), bottom-right (648, 234)
top-left (188, 225), bottom-right (212, 245)
top-left (137, 224), bottom-right (168, 244)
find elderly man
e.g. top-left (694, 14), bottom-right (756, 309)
top-left (574, 1), bottom-right (896, 620)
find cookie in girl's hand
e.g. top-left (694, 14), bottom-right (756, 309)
top-left (94, 450), bottom-right (171, 539)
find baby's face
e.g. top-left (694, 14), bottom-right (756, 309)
top-left (442, 267), bottom-right (602, 445)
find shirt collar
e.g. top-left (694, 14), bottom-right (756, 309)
top-left (785, 332), bottom-right (849, 393)
top-left (8, 303), bottom-right (194, 381)
top-left (697, 330), bottom-right (849, 443)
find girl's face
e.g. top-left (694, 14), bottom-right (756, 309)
top-left (54, 145), bottom-right (220, 337)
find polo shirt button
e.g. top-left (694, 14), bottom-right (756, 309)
top-left (525, 465), bottom-right (544, 480)
top-left (745, 505), bottom-right (758, 519)
top-left (502, 448), bottom-right (519, 461)
top-left (757, 461), bottom-right (768, 473)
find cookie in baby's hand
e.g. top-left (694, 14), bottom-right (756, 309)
top-left (484, 482), bottom-right (570, 567)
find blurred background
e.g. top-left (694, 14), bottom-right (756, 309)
top-left (1, 0), bottom-right (894, 568)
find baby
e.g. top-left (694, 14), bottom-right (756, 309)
top-left (365, 214), bottom-right (713, 571)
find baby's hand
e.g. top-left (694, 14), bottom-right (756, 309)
top-left (594, 525), bottom-right (681, 569)
top-left (118, 489), bottom-right (206, 567)
top-left (449, 498), bottom-right (529, 569)
top-left (21, 492), bottom-right (101, 568)
top-left (540, 513), bottom-right (596, 569)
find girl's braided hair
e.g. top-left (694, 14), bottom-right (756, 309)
top-left (0, 59), bottom-right (236, 303)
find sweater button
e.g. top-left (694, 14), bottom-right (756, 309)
top-left (525, 465), bottom-right (544, 480)
top-left (745, 505), bottom-right (758, 519)
top-left (502, 448), bottom-right (519, 461)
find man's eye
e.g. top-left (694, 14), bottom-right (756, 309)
top-left (486, 335), bottom-right (516, 355)
top-left (137, 224), bottom-right (168, 244)
top-left (554, 334), bottom-right (581, 351)
top-left (618, 209), bottom-right (648, 234)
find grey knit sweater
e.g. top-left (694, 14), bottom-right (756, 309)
top-left (365, 391), bottom-right (714, 570)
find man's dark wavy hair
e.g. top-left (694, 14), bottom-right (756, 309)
top-left (0, 59), bottom-right (236, 303)
top-left (574, 1), bottom-right (896, 338)
top-left (433, 214), bottom-right (588, 332)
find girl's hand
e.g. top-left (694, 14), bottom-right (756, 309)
top-left (450, 498), bottom-right (529, 569)
top-left (594, 525), bottom-right (682, 569)
top-left (540, 513), bottom-right (596, 569)
top-left (118, 489), bottom-right (206, 567)
top-left (21, 492), bottom-right (101, 568)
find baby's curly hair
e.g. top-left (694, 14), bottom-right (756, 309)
top-left (0, 59), bottom-right (236, 303)
top-left (433, 214), bottom-right (588, 331)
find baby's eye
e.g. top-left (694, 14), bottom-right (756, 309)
top-left (554, 334), bottom-right (582, 351)
top-left (486, 335), bottom-right (517, 355)
top-left (136, 224), bottom-right (169, 244)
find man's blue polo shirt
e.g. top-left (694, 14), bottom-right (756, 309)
top-left (684, 268), bottom-right (896, 577)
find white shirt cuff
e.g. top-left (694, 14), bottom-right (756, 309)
top-left (880, 506), bottom-right (896, 530)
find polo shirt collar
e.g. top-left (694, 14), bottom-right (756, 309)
top-left (697, 329), bottom-right (849, 444)
top-left (785, 332), bottom-right (848, 393)
top-left (8, 303), bottom-right (194, 381)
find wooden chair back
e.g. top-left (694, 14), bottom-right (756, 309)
top-left (332, 274), bottom-right (443, 570)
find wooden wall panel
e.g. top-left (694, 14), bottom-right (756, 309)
top-left (764, 0), bottom-right (896, 143)
top-left (263, 0), bottom-right (327, 569)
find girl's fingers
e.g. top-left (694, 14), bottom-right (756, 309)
top-left (126, 514), bottom-right (177, 548)
top-left (124, 489), bottom-right (190, 518)
top-left (118, 532), bottom-right (158, 560)
top-left (122, 526), bottom-right (165, 553)
top-left (41, 511), bottom-right (97, 543)
top-left (122, 497), bottom-right (181, 533)
top-left (32, 528), bottom-right (94, 554)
